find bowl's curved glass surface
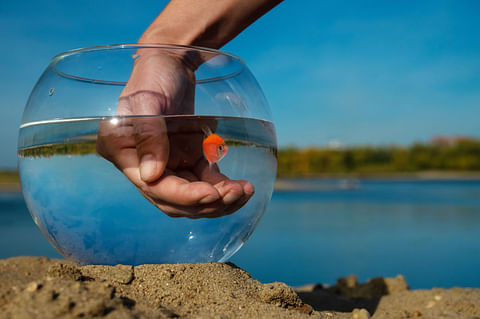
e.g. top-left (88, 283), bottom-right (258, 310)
top-left (18, 44), bottom-right (277, 265)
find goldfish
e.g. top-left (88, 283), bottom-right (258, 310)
top-left (202, 127), bottom-right (228, 164)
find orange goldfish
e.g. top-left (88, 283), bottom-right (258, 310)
top-left (202, 127), bottom-right (228, 164)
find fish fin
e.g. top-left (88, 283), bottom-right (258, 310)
top-left (201, 125), bottom-right (213, 137)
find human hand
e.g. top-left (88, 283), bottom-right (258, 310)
top-left (97, 49), bottom-right (254, 218)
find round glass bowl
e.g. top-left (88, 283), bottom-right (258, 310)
top-left (18, 44), bottom-right (277, 265)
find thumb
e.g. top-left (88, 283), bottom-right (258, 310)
top-left (133, 116), bottom-right (169, 183)
top-left (117, 90), bottom-right (171, 183)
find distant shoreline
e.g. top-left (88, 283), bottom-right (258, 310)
top-left (0, 182), bottom-right (21, 193)
top-left (277, 170), bottom-right (480, 181)
top-left (0, 170), bottom-right (21, 192)
top-left (2, 170), bottom-right (479, 194)
top-left (275, 171), bottom-right (480, 191)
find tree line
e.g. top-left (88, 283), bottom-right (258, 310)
top-left (277, 137), bottom-right (480, 177)
top-left (15, 137), bottom-right (480, 177)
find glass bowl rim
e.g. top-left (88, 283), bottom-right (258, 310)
top-left (50, 43), bottom-right (247, 85)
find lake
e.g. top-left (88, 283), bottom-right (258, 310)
top-left (1, 179), bottom-right (479, 289)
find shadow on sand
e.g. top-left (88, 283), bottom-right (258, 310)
top-left (296, 274), bottom-right (409, 314)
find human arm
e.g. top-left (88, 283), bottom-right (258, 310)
top-left (138, 0), bottom-right (282, 48)
top-left (97, 0), bottom-right (282, 218)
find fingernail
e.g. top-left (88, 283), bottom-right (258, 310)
top-left (140, 154), bottom-right (157, 182)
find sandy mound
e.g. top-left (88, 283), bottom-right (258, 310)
top-left (0, 257), bottom-right (479, 319)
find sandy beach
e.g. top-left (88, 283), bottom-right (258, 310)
top-left (0, 257), bottom-right (479, 319)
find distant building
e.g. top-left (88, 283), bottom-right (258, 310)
top-left (327, 139), bottom-right (343, 149)
top-left (431, 135), bottom-right (474, 146)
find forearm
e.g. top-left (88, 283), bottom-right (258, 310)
top-left (139, 0), bottom-right (282, 49)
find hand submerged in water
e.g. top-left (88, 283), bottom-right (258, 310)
top-left (97, 50), bottom-right (254, 218)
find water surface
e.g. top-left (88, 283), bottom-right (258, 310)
top-left (1, 179), bottom-right (479, 289)
top-left (231, 179), bottom-right (480, 289)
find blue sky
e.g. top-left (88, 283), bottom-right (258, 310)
top-left (1, 0), bottom-right (479, 168)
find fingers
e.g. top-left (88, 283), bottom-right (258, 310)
top-left (149, 161), bottom-right (255, 218)
top-left (194, 160), bottom-right (255, 204)
top-left (151, 186), bottom-right (252, 219)
top-left (144, 171), bottom-right (221, 206)
top-left (138, 167), bottom-right (254, 219)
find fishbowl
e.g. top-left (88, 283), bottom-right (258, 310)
top-left (18, 44), bottom-right (277, 265)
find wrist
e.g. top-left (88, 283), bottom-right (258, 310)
top-left (133, 45), bottom-right (204, 74)
top-left (138, 25), bottom-right (199, 47)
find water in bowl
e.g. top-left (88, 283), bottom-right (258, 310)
top-left (18, 115), bottom-right (277, 265)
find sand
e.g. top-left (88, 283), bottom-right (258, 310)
top-left (0, 257), bottom-right (478, 319)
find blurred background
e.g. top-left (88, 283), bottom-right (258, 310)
top-left (1, 0), bottom-right (479, 288)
